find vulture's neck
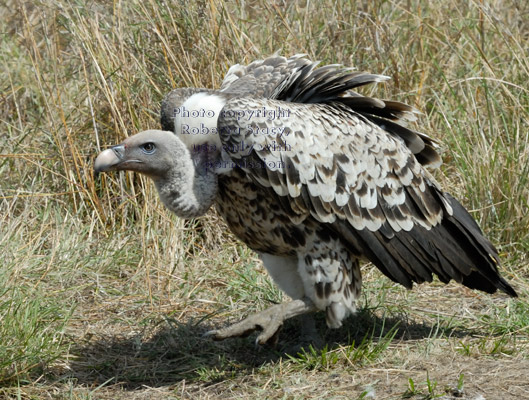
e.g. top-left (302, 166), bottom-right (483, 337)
top-left (154, 153), bottom-right (218, 219)
top-left (155, 91), bottom-right (227, 217)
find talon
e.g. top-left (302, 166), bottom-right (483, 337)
top-left (256, 324), bottom-right (282, 346)
top-left (202, 329), bottom-right (220, 339)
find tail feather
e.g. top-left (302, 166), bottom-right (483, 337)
top-left (332, 193), bottom-right (517, 297)
top-left (443, 193), bottom-right (517, 297)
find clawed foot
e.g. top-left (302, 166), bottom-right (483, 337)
top-left (204, 298), bottom-right (317, 345)
top-left (204, 305), bottom-right (283, 345)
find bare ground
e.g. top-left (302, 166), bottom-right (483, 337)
top-left (31, 272), bottom-right (527, 400)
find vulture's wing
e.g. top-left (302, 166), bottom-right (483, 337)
top-left (216, 96), bottom-right (516, 297)
top-left (219, 54), bottom-right (313, 98)
top-left (220, 55), bottom-right (441, 166)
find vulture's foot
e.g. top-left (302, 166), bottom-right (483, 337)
top-left (205, 298), bottom-right (317, 345)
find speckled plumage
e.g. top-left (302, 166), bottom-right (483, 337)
top-left (96, 55), bottom-right (516, 344)
top-left (163, 55), bottom-right (516, 330)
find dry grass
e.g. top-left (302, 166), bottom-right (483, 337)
top-left (1, 0), bottom-right (528, 398)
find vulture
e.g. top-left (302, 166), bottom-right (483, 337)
top-left (95, 55), bottom-right (517, 345)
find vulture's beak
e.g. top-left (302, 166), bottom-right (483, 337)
top-left (94, 144), bottom-right (125, 173)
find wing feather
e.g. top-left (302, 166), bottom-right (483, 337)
top-left (218, 97), bottom-right (441, 230)
top-left (216, 96), bottom-right (516, 296)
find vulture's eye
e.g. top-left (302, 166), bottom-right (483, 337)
top-left (141, 142), bottom-right (156, 154)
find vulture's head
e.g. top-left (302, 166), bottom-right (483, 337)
top-left (94, 130), bottom-right (189, 180)
top-left (94, 129), bottom-right (218, 218)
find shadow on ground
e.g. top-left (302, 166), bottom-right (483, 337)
top-left (54, 307), bottom-right (472, 390)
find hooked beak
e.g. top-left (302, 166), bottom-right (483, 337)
top-left (94, 144), bottom-right (125, 173)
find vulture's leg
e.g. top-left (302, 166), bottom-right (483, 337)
top-left (205, 298), bottom-right (317, 345)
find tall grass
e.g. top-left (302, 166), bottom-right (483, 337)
top-left (0, 0), bottom-right (528, 396)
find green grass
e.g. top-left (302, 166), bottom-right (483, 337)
top-left (1, 0), bottom-right (529, 398)
top-left (287, 322), bottom-right (399, 371)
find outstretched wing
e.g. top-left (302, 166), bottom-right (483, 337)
top-left (216, 97), bottom-right (516, 296)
